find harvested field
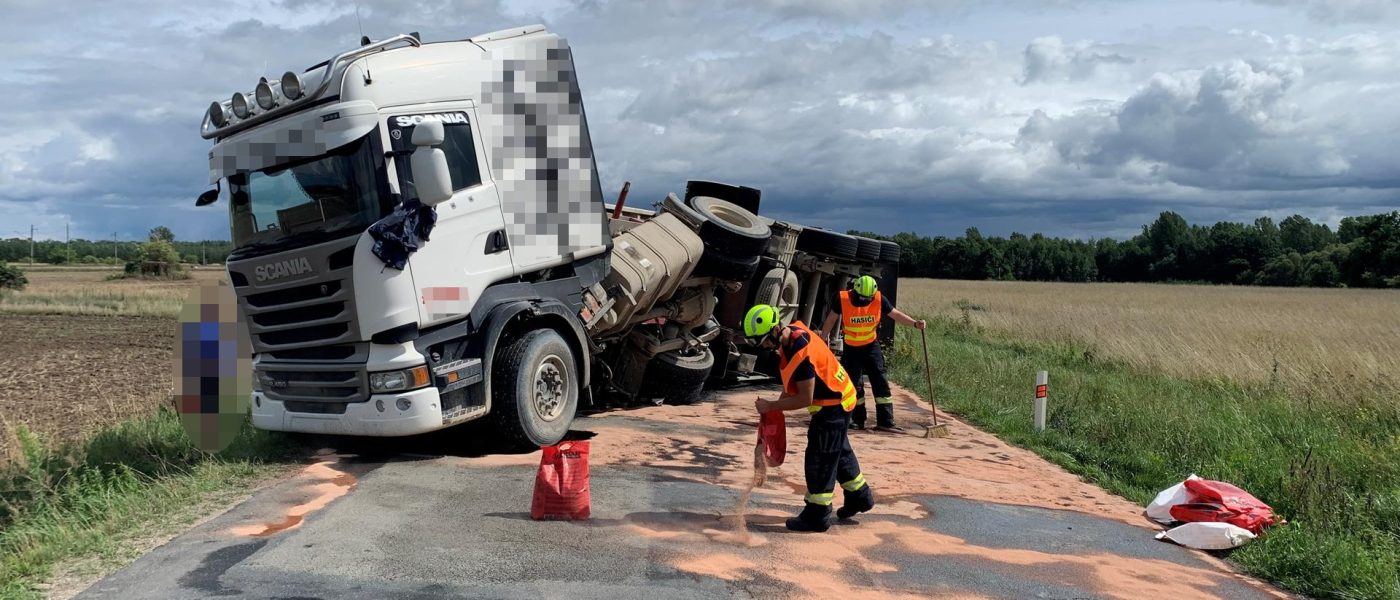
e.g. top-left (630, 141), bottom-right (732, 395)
top-left (0, 267), bottom-right (224, 318)
top-left (0, 314), bottom-right (176, 463)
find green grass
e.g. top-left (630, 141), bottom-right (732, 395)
top-left (0, 409), bottom-right (301, 599)
top-left (884, 317), bottom-right (1400, 600)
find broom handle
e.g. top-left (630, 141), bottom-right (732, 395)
top-left (920, 328), bottom-right (939, 427)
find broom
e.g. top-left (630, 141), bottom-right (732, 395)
top-left (921, 328), bottom-right (950, 438)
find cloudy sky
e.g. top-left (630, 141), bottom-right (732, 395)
top-left (3, 0), bottom-right (1398, 243)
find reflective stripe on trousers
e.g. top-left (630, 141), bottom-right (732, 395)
top-left (841, 473), bottom-right (867, 492)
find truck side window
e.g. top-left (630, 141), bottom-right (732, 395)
top-left (440, 123), bottom-right (482, 192)
top-left (389, 113), bottom-right (484, 202)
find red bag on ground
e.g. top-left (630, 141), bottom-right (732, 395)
top-left (759, 410), bottom-right (787, 467)
top-left (530, 441), bottom-right (591, 520)
top-left (1171, 479), bottom-right (1281, 534)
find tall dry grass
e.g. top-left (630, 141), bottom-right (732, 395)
top-left (0, 267), bottom-right (225, 318)
top-left (897, 279), bottom-right (1400, 396)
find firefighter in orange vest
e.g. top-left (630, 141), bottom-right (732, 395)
top-left (747, 304), bottom-right (876, 532)
top-left (821, 275), bottom-right (926, 433)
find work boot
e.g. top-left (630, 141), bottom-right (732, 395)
top-left (836, 485), bottom-right (876, 520)
top-left (785, 503), bottom-right (834, 533)
top-left (849, 421), bottom-right (865, 431)
top-left (874, 424), bottom-right (905, 434)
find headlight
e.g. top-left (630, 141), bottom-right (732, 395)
top-left (208, 101), bottom-right (229, 127)
top-left (255, 79), bottom-right (277, 110)
top-left (369, 365), bottom-right (431, 393)
top-left (280, 70), bottom-right (303, 100)
top-left (231, 92), bottom-right (252, 119)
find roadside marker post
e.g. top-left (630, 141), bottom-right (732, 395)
top-left (1034, 371), bottom-right (1048, 432)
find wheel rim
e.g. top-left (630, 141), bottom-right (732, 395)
top-left (533, 354), bottom-right (569, 422)
top-left (706, 202), bottom-right (751, 229)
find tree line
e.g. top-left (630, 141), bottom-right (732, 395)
top-left (0, 227), bottom-right (233, 266)
top-left (853, 210), bottom-right (1400, 288)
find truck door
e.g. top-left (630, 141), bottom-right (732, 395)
top-left (386, 106), bottom-right (513, 327)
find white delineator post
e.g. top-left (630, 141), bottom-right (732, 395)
top-left (1034, 370), bottom-right (1048, 432)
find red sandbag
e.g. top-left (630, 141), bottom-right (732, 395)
top-left (759, 410), bottom-right (787, 467)
top-left (1174, 479), bottom-right (1281, 534)
top-left (531, 441), bottom-right (591, 520)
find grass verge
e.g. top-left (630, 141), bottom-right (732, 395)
top-left (0, 408), bottom-right (301, 599)
top-left (884, 317), bottom-right (1400, 600)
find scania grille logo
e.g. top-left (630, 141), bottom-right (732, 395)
top-left (253, 257), bottom-right (315, 282)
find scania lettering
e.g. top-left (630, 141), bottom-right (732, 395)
top-left (254, 257), bottom-right (315, 282)
top-left (196, 27), bottom-right (899, 445)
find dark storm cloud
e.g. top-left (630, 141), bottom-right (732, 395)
top-left (1, 0), bottom-right (1397, 243)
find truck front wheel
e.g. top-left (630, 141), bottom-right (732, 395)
top-left (492, 328), bottom-right (578, 447)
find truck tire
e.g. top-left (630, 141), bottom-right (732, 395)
top-left (689, 196), bottom-right (771, 259)
top-left (796, 228), bottom-right (858, 259)
top-left (855, 236), bottom-right (883, 262)
top-left (684, 180), bottom-right (761, 215)
top-left (880, 240), bottom-right (901, 263)
top-left (491, 328), bottom-right (578, 447)
top-left (695, 251), bottom-right (762, 282)
top-left (641, 346), bottom-right (715, 405)
top-left (754, 267), bottom-right (800, 326)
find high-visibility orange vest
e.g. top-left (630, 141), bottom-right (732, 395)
top-left (778, 321), bottom-right (858, 413)
top-left (839, 290), bottom-right (882, 347)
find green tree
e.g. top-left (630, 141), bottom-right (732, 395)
top-left (1279, 215), bottom-right (1335, 255)
top-left (148, 226), bottom-right (176, 244)
top-left (130, 239), bottom-right (182, 276)
top-left (0, 262), bottom-right (26, 290)
top-left (1337, 212), bottom-right (1400, 287)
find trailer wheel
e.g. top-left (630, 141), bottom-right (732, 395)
top-left (880, 240), bottom-right (901, 263)
top-left (641, 346), bottom-right (715, 405)
top-left (754, 267), bottom-right (800, 327)
top-left (796, 228), bottom-right (858, 259)
top-left (689, 196), bottom-right (771, 259)
top-left (492, 328), bottom-right (578, 447)
top-left (695, 251), bottom-right (762, 282)
top-left (855, 236), bottom-right (883, 262)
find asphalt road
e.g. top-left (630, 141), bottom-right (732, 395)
top-left (75, 384), bottom-right (1287, 600)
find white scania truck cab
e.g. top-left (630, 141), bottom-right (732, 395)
top-left (197, 26), bottom-right (901, 446)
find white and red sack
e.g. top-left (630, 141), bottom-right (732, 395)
top-left (1147, 475), bottom-right (1283, 545)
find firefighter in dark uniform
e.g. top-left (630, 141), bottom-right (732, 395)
top-left (746, 304), bottom-right (876, 532)
top-left (820, 275), bottom-right (926, 433)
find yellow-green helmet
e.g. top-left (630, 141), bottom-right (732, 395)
top-left (853, 275), bottom-right (878, 298)
top-left (742, 304), bottom-right (781, 341)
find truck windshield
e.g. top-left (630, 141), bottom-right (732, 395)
top-left (228, 132), bottom-right (393, 252)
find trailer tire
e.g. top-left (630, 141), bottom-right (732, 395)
top-left (641, 346), bottom-right (715, 405)
top-left (880, 240), bottom-right (901, 263)
top-left (695, 251), bottom-right (762, 282)
top-left (689, 196), bottom-right (771, 259)
top-left (855, 236), bottom-right (883, 262)
top-left (796, 228), bottom-right (858, 259)
top-left (754, 267), bottom-right (800, 327)
top-left (492, 328), bottom-right (578, 447)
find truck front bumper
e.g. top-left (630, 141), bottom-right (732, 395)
top-left (251, 387), bottom-right (447, 436)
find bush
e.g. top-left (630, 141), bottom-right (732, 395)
top-left (0, 262), bottom-right (27, 291)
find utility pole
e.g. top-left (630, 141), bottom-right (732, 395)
top-left (66, 222), bottom-right (71, 264)
top-left (29, 225), bottom-right (35, 265)
top-left (113, 232), bottom-right (119, 262)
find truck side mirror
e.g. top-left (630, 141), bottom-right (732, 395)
top-left (195, 188), bottom-right (219, 206)
top-left (410, 121), bottom-right (453, 206)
